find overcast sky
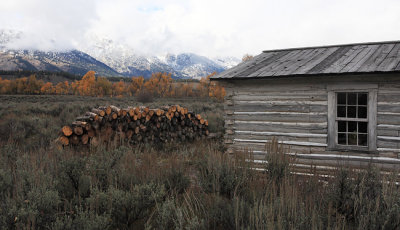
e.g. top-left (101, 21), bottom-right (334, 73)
top-left (1, 0), bottom-right (400, 58)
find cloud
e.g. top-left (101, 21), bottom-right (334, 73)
top-left (1, 0), bottom-right (400, 57)
top-left (0, 0), bottom-right (99, 51)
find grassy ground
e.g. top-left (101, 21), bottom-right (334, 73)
top-left (0, 95), bottom-right (400, 230)
top-left (0, 95), bottom-right (224, 150)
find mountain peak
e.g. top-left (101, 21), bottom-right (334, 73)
top-left (0, 32), bottom-right (240, 79)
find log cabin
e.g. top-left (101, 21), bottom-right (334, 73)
top-left (211, 41), bottom-right (400, 170)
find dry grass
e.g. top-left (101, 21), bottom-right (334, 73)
top-left (0, 95), bottom-right (399, 229)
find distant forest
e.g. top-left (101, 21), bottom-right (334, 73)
top-left (0, 71), bottom-right (224, 100)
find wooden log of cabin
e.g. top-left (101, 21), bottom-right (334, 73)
top-left (210, 40), bottom-right (400, 171)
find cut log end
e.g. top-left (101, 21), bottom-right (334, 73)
top-left (62, 126), bottom-right (73, 137)
top-left (58, 136), bottom-right (69, 146)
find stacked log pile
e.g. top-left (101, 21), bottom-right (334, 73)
top-left (57, 105), bottom-right (209, 147)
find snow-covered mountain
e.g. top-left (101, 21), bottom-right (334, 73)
top-left (0, 30), bottom-right (240, 79)
top-left (0, 49), bottom-right (121, 76)
top-left (80, 36), bottom-right (239, 79)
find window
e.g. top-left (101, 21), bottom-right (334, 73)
top-left (336, 92), bottom-right (368, 146)
top-left (327, 84), bottom-right (377, 152)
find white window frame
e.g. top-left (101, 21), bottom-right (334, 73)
top-left (327, 83), bottom-right (377, 152)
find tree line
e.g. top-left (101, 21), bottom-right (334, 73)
top-left (0, 71), bottom-right (225, 101)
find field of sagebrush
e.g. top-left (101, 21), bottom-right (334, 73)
top-left (1, 95), bottom-right (400, 230)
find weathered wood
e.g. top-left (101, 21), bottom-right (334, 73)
top-left (234, 113), bottom-right (326, 123)
top-left (235, 130), bottom-right (327, 138)
top-left (234, 138), bottom-right (327, 147)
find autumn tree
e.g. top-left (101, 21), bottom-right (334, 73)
top-left (40, 82), bottom-right (54, 94)
top-left (112, 80), bottom-right (126, 97)
top-left (128, 76), bottom-right (144, 96)
top-left (242, 54), bottom-right (254, 62)
top-left (143, 72), bottom-right (172, 97)
top-left (95, 77), bottom-right (112, 97)
top-left (0, 77), bottom-right (12, 94)
top-left (55, 81), bottom-right (70, 95)
top-left (77, 71), bottom-right (96, 96)
top-left (23, 75), bottom-right (44, 94)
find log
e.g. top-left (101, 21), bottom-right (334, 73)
top-left (58, 135), bottom-right (69, 146)
top-left (86, 112), bottom-right (99, 121)
top-left (121, 109), bottom-right (127, 117)
top-left (82, 134), bottom-right (89, 145)
top-left (134, 107), bottom-right (140, 115)
top-left (156, 109), bottom-right (162, 116)
top-left (105, 106), bottom-right (112, 115)
top-left (73, 126), bottom-right (84, 136)
top-left (87, 128), bottom-right (95, 138)
top-left (58, 104), bottom-right (209, 147)
top-left (69, 134), bottom-right (80, 145)
top-left (92, 108), bottom-right (105, 117)
top-left (76, 116), bottom-right (91, 122)
top-left (62, 126), bottom-right (73, 137)
top-left (128, 107), bottom-right (135, 117)
top-left (111, 112), bottom-right (118, 120)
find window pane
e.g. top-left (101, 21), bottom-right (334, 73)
top-left (348, 133), bottom-right (357, 145)
top-left (358, 134), bottom-right (368, 146)
top-left (338, 133), bottom-right (347, 145)
top-left (358, 93), bottom-right (367, 105)
top-left (347, 106), bottom-right (356, 118)
top-left (358, 106), bottom-right (367, 118)
top-left (338, 93), bottom-right (346, 105)
top-left (358, 122), bottom-right (368, 133)
top-left (348, 93), bottom-right (357, 105)
top-left (338, 121), bottom-right (347, 132)
top-left (337, 106), bottom-right (346, 117)
top-left (348, 121), bottom-right (357, 132)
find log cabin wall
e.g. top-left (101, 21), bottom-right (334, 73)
top-left (220, 74), bottom-right (400, 160)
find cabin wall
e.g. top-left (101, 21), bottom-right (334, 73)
top-left (377, 82), bottom-right (400, 154)
top-left (219, 74), bottom-right (400, 160)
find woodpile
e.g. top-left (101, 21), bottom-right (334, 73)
top-left (57, 105), bottom-right (209, 147)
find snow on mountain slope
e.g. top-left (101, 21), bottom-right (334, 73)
top-left (81, 36), bottom-right (239, 79)
top-left (0, 31), bottom-right (121, 76)
top-left (0, 30), bottom-right (241, 79)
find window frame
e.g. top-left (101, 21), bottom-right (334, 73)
top-left (327, 84), bottom-right (377, 152)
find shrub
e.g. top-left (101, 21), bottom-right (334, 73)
top-left (109, 183), bottom-right (166, 229)
top-left (52, 210), bottom-right (111, 230)
top-left (57, 156), bottom-right (90, 200)
top-left (197, 151), bottom-right (251, 198)
top-left (26, 188), bottom-right (61, 229)
top-left (0, 169), bottom-right (12, 198)
top-left (164, 168), bottom-right (190, 195)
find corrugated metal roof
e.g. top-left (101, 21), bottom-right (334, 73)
top-left (211, 41), bottom-right (400, 80)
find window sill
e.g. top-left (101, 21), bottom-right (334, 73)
top-left (326, 146), bottom-right (377, 154)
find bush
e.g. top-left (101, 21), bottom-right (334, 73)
top-left (0, 169), bottom-right (13, 198)
top-left (57, 156), bottom-right (90, 200)
top-left (109, 183), bottom-right (166, 229)
top-left (52, 210), bottom-right (111, 230)
top-left (164, 168), bottom-right (190, 195)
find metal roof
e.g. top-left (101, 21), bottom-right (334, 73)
top-left (211, 41), bottom-right (400, 80)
